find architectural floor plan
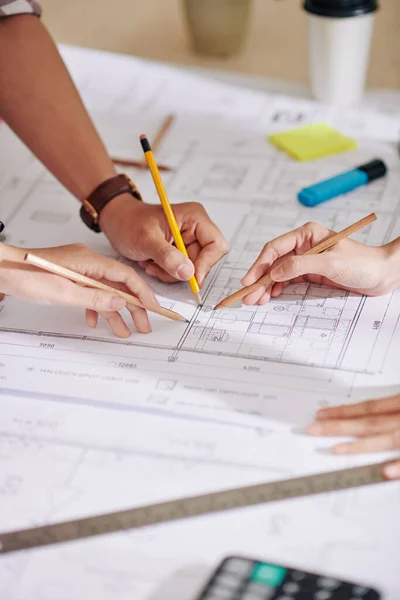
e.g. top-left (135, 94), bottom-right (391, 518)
top-left (0, 46), bottom-right (399, 600)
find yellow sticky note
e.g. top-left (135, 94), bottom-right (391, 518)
top-left (268, 122), bottom-right (357, 162)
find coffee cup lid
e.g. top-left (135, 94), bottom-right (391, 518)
top-left (304, 0), bottom-right (378, 18)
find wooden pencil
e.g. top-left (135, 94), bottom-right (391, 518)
top-left (24, 253), bottom-right (187, 323)
top-left (111, 157), bottom-right (172, 172)
top-left (111, 114), bottom-right (175, 172)
top-left (140, 135), bottom-right (202, 306)
top-left (214, 212), bottom-right (377, 310)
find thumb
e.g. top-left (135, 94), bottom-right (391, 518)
top-left (270, 254), bottom-right (340, 283)
top-left (145, 237), bottom-right (194, 281)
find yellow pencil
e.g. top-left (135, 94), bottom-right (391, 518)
top-left (140, 134), bottom-right (202, 305)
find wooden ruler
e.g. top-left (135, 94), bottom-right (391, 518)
top-left (0, 461), bottom-right (389, 555)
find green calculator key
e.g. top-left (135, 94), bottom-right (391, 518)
top-left (195, 555), bottom-right (381, 600)
top-left (251, 563), bottom-right (286, 587)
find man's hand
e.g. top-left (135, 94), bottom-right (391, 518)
top-left (0, 243), bottom-right (160, 337)
top-left (308, 395), bottom-right (400, 480)
top-left (241, 221), bottom-right (399, 305)
top-left (99, 195), bottom-right (229, 287)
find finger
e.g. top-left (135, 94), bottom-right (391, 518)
top-left (88, 258), bottom-right (160, 313)
top-left (126, 303), bottom-right (152, 334)
top-left (145, 240), bottom-right (202, 283)
top-left (138, 260), bottom-right (152, 270)
top-left (241, 223), bottom-right (331, 286)
top-left (316, 395), bottom-right (400, 420)
top-left (270, 253), bottom-right (344, 284)
top-left (62, 286), bottom-right (127, 313)
top-left (143, 234), bottom-right (195, 281)
top-left (145, 263), bottom-right (178, 283)
top-left (242, 284), bottom-right (271, 306)
top-left (333, 428), bottom-right (400, 455)
top-left (271, 283), bottom-right (284, 297)
top-left (258, 286), bottom-right (273, 305)
top-left (85, 309), bottom-right (98, 328)
top-left (308, 415), bottom-right (400, 437)
top-left (186, 240), bottom-right (202, 266)
top-left (99, 311), bottom-right (131, 338)
top-left (242, 245), bottom-right (285, 287)
top-left (195, 237), bottom-right (229, 286)
top-left (383, 459), bottom-right (400, 480)
top-left (185, 209), bottom-right (229, 285)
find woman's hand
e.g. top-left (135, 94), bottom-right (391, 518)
top-left (241, 221), bottom-right (400, 305)
top-left (308, 395), bottom-right (400, 480)
top-left (99, 195), bottom-right (229, 287)
top-left (0, 243), bottom-right (160, 337)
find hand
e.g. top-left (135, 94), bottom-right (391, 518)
top-left (99, 195), bottom-right (229, 287)
top-left (0, 243), bottom-right (160, 337)
top-left (241, 221), bottom-right (400, 305)
top-left (308, 395), bottom-right (400, 480)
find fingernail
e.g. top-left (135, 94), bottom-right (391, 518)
top-left (271, 266), bottom-right (284, 281)
top-left (177, 263), bottom-right (194, 280)
top-left (307, 423), bottom-right (322, 435)
top-left (384, 463), bottom-right (400, 479)
top-left (111, 296), bottom-right (126, 310)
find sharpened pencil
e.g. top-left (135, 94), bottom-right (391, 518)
top-left (140, 135), bottom-right (202, 306)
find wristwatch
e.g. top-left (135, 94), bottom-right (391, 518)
top-left (80, 174), bottom-right (142, 233)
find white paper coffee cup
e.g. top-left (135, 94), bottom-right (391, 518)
top-left (304, 0), bottom-right (378, 106)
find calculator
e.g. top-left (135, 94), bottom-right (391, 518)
top-left (195, 556), bottom-right (381, 599)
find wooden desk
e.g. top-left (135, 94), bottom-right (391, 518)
top-left (41, 0), bottom-right (400, 89)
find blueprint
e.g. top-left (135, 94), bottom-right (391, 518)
top-left (0, 45), bottom-right (399, 600)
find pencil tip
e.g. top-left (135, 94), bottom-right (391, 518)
top-left (139, 134), bottom-right (146, 141)
top-left (194, 292), bottom-right (202, 306)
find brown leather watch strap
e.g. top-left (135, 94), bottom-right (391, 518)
top-left (80, 174), bottom-right (142, 233)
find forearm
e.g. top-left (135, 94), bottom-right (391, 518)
top-left (0, 15), bottom-right (116, 200)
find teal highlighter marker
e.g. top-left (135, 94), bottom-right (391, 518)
top-left (298, 159), bottom-right (387, 207)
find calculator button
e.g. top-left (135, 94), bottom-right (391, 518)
top-left (317, 578), bottom-right (340, 589)
top-left (222, 558), bottom-right (254, 578)
top-left (251, 563), bottom-right (287, 587)
top-left (283, 582), bottom-right (300, 594)
top-left (205, 586), bottom-right (233, 599)
top-left (215, 573), bottom-right (242, 589)
top-left (290, 571), bottom-right (306, 582)
top-left (203, 591), bottom-right (232, 600)
top-left (245, 582), bottom-right (275, 598)
top-left (351, 587), bottom-right (370, 596)
top-left (242, 591), bottom-right (274, 600)
top-left (314, 591), bottom-right (332, 600)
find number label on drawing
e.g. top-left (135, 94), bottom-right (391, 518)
top-left (373, 321), bottom-right (381, 330)
top-left (39, 343), bottom-right (55, 349)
